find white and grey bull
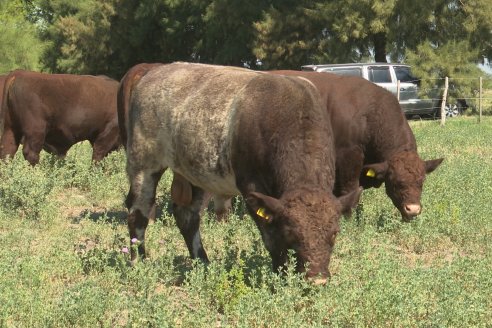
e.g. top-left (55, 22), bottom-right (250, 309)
top-left (124, 62), bottom-right (361, 281)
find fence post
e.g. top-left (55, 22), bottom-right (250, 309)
top-left (479, 76), bottom-right (483, 124)
top-left (440, 76), bottom-right (449, 126)
top-left (397, 80), bottom-right (400, 101)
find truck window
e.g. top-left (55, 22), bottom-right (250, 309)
top-left (321, 67), bottom-right (362, 77)
top-left (394, 66), bottom-right (420, 85)
top-left (368, 67), bottom-right (391, 83)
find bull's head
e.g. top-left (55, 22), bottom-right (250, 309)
top-left (246, 187), bottom-right (361, 284)
top-left (361, 151), bottom-right (443, 221)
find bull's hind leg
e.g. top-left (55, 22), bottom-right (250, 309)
top-left (125, 168), bottom-right (165, 263)
top-left (173, 185), bottom-right (209, 262)
top-left (0, 127), bottom-right (20, 160)
top-left (91, 124), bottom-right (120, 162)
top-left (22, 127), bottom-right (47, 166)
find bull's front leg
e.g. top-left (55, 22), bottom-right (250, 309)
top-left (125, 168), bottom-right (164, 263)
top-left (173, 185), bottom-right (209, 263)
top-left (334, 147), bottom-right (364, 216)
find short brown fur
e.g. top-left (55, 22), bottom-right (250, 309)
top-left (0, 70), bottom-right (121, 165)
top-left (272, 70), bottom-right (443, 220)
top-left (124, 62), bottom-right (361, 280)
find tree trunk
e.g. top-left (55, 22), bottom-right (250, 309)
top-left (373, 32), bottom-right (387, 62)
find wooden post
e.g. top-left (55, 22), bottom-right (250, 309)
top-left (440, 76), bottom-right (449, 126)
top-left (397, 80), bottom-right (400, 101)
top-left (479, 77), bottom-right (483, 123)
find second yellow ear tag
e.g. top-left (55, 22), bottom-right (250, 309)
top-left (256, 207), bottom-right (269, 219)
top-left (366, 168), bottom-right (376, 178)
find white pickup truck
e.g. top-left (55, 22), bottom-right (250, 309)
top-left (301, 63), bottom-right (467, 118)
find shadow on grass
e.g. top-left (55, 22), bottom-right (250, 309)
top-left (71, 209), bottom-right (128, 224)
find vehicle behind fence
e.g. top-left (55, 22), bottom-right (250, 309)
top-left (301, 63), bottom-right (492, 120)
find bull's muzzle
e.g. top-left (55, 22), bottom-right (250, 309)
top-left (402, 203), bottom-right (421, 221)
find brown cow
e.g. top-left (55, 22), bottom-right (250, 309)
top-left (0, 75), bottom-right (7, 104)
top-left (0, 75), bottom-right (6, 115)
top-left (271, 71), bottom-right (443, 221)
top-left (173, 71), bottom-right (443, 222)
top-left (117, 63), bottom-right (163, 148)
top-left (0, 70), bottom-right (120, 165)
top-left (124, 62), bottom-right (361, 282)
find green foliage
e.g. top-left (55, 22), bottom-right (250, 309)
top-left (0, 118), bottom-right (491, 326)
top-left (253, 1), bottom-right (324, 69)
top-left (0, 0), bottom-right (47, 73)
top-left (199, 0), bottom-right (268, 67)
top-left (37, 0), bottom-right (115, 75)
top-left (406, 41), bottom-right (484, 111)
top-left (0, 155), bottom-right (57, 221)
top-left (7, 0), bottom-right (489, 77)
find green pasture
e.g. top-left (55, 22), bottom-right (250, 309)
top-left (0, 117), bottom-right (491, 327)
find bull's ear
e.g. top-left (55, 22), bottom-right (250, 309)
top-left (338, 187), bottom-right (363, 214)
top-left (362, 162), bottom-right (388, 180)
top-left (246, 192), bottom-right (284, 223)
top-left (425, 158), bottom-right (444, 174)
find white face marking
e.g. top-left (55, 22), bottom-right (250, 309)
top-left (191, 231), bottom-right (202, 258)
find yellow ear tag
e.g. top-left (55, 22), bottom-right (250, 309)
top-left (256, 207), bottom-right (270, 220)
top-left (366, 168), bottom-right (376, 178)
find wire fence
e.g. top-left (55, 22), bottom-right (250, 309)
top-left (396, 76), bottom-right (492, 123)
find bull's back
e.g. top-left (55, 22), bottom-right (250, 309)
top-left (128, 63), bottom-right (259, 192)
top-left (10, 71), bottom-right (118, 131)
top-left (128, 63), bottom-right (332, 195)
top-left (270, 70), bottom-right (410, 149)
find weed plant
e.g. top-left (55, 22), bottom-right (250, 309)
top-left (0, 118), bottom-right (491, 327)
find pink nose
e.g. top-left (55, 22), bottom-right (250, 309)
top-left (309, 277), bottom-right (328, 286)
top-left (404, 204), bottom-right (421, 216)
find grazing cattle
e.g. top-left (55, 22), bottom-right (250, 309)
top-left (118, 64), bottom-right (231, 219)
top-left (171, 70), bottom-right (443, 221)
top-left (0, 75), bottom-right (5, 114)
top-left (0, 70), bottom-right (120, 165)
top-left (271, 70), bottom-right (443, 221)
top-left (117, 63), bottom-right (163, 148)
top-left (124, 62), bottom-right (360, 282)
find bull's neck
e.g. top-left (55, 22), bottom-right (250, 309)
top-left (369, 119), bottom-right (418, 162)
top-left (267, 141), bottom-right (335, 197)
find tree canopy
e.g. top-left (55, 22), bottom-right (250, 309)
top-left (0, 0), bottom-right (490, 80)
top-left (0, 0), bottom-right (48, 73)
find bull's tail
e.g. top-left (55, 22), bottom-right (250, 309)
top-left (0, 73), bottom-right (16, 149)
top-left (117, 63), bottom-right (161, 149)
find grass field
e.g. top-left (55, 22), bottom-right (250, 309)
top-left (0, 117), bottom-right (491, 327)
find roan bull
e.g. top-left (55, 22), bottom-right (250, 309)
top-left (172, 70), bottom-right (443, 222)
top-left (123, 62), bottom-right (361, 282)
top-left (0, 70), bottom-right (120, 165)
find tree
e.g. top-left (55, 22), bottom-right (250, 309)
top-left (34, 0), bottom-right (115, 76)
top-left (0, 0), bottom-right (47, 73)
top-left (198, 0), bottom-right (269, 68)
top-left (108, 0), bottom-right (208, 78)
top-left (253, 1), bottom-right (326, 69)
top-left (254, 0), bottom-right (398, 69)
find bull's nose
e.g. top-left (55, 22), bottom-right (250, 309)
top-left (404, 203), bottom-right (421, 216)
top-left (309, 277), bottom-right (328, 286)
